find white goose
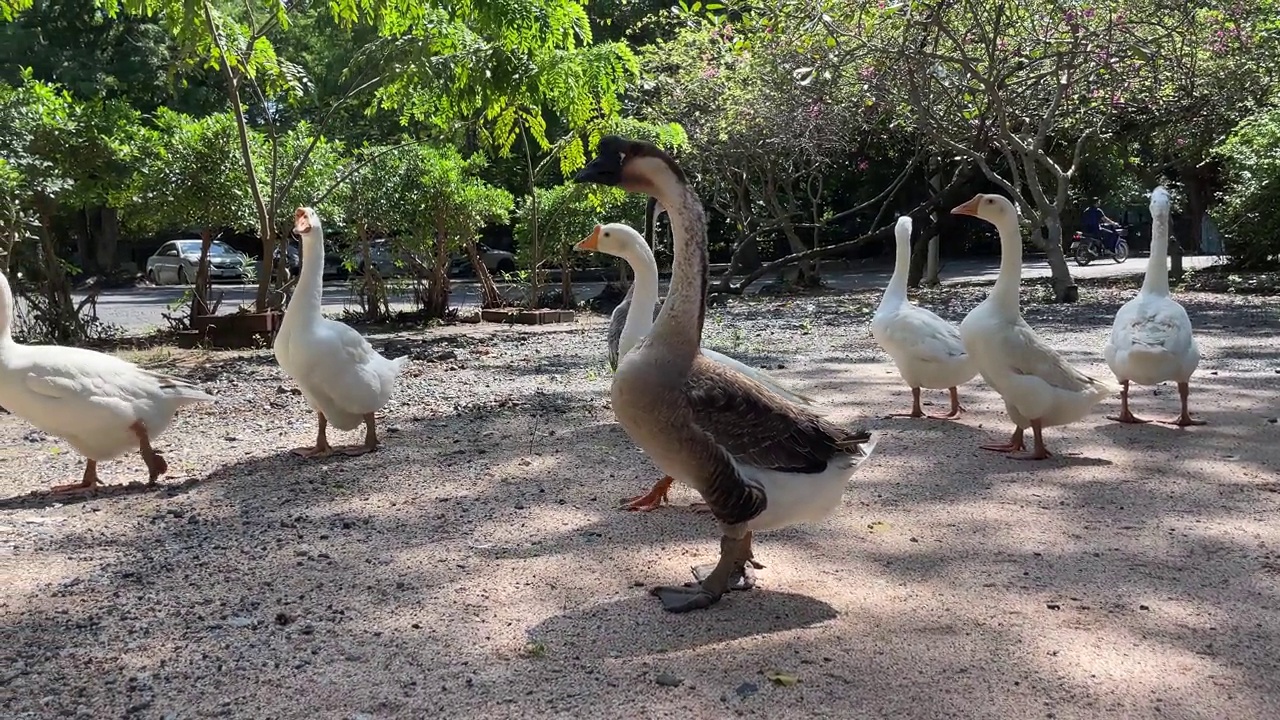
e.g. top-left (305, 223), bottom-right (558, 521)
top-left (1104, 187), bottom-right (1205, 426)
top-left (274, 207), bottom-right (406, 457)
top-left (871, 216), bottom-right (977, 418)
top-left (575, 220), bottom-right (817, 512)
top-left (953, 194), bottom-right (1118, 459)
top-left (0, 268), bottom-right (213, 492)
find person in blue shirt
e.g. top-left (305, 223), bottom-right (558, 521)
top-left (1082, 197), bottom-right (1119, 250)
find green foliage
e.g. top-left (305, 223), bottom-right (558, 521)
top-left (1214, 99), bottom-right (1280, 267)
top-left (118, 109), bottom-right (256, 235)
top-left (262, 122), bottom-right (348, 232)
top-left (513, 182), bottom-right (646, 270)
top-left (340, 144), bottom-right (420, 238)
top-left (402, 144), bottom-right (514, 251)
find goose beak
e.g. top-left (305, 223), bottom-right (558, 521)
top-left (574, 151), bottom-right (623, 186)
top-left (293, 208), bottom-right (311, 235)
top-left (575, 225), bottom-right (603, 252)
top-left (950, 195), bottom-right (983, 217)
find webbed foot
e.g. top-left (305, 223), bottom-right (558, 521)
top-left (621, 476), bottom-right (672, 512)
top-left (692, 562), bottom-right (757, 591)
top-left (650, 584), bottom-right (723, 613)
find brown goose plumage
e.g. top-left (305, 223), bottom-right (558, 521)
top-left (573, 134), bottom-right (877, 613)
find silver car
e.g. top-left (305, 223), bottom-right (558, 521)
top-left (146, 239), bottom-right (250, 285)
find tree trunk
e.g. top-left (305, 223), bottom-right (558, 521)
top-left (718, 233), bottom-right (757, 292)
top-left (191, 228), bottom-right (213, 322)
top-left (907, 222), bottom-right (932, 288)
top-left (923, 161), bottom-right (943, 288)
top-left (424, 219), bottom-right (450, 318)
top-left (925, 232), bottom-right (941, 287)
top-left (1177, 165), bottom-right (1208, 283)
top-left (560, 244), bottom-right (574, 309)
top-left (777, 219), bottom-right (820, 287)
top-left (76, 209), bottom-right (93, 276)
top-left (522, 128), bottom-right (540, 309)
top-left (88, 206), bottom-right (120, 273)
top-left (467, 239), bottom-right (504, 308)
top-left (37, 211), bottom-right (81, 342)
top-left (1043, 216), bottom-right (1078, 303)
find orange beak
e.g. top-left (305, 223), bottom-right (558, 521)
top-left (575, 224), bottom-right (603, 252)
top-left (293, 207), bottom-right (312, 235)
top-left (951, 195), bottom-right (983, 217)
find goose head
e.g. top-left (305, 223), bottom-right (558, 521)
top-left (573, 135), bottom-right (686, 202)
top-left (894, 215), bottom-right (912, 246)
top-left (294, 207), bottom-right (322, 237)
top-left (951, 193), bottom-right (1018, 227)
top-left (575, 222), bottom-right (648, 263)
top-left (1150, 185), bottom-right (1170, 217)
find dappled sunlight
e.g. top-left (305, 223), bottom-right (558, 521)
top-left (3, 286), bottom-right (1279, 717)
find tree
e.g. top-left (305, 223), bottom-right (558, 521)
top-left (861, 0), bottom-right (1156, 302)
top-left (1213, 97), bottom-right (1280, 268)
top-left (0, 71), bottom-right (143, 340)
top-left (1110, 0), bottom-right (1280, 277)
top-left (514, 181), bottom-right (647, 307)
top-left (339, 143), bottom-right (419, 319)
top-left (119, 109), bottom-right (257, 319)
top-left (399, 145), bottom-right (513, 318)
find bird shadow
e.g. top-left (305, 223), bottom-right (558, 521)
top-left (0, 474), bottom-right (207, 511)
top-left (527, 589), bottom-right (839, 660)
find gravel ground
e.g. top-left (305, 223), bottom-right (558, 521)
top-left (3, 280), bottom-right (1280, 720)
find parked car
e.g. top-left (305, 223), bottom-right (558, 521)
top-left (352, 238), bottom-right (410, 277)
top-left (449, 243), bottom-right (517, 277)
top-left (145, 239), bottom-right (250, 285)
top-left (275, 240), bottom-right (301, 276)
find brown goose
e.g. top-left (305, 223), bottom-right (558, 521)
top-left (573, 135), bottom-right (878, 613)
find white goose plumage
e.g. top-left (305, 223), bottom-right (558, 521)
top-left (871, 216), bottom-right (977, 418)
top-left (1104, 186), bottom-right (1205, 426)
top-left (953, 193), bottom-right (1118, 459)
top-left (0, 268), bottom-right (213, 492)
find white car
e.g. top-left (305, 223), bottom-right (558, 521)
top-left (146, 239), bottom-right (250, 285)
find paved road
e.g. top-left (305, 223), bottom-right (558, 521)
top-left (76, 254), bottom-right (1223, 334)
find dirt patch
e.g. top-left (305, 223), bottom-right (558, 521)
top-left (3, 288), bottom-right (1279, 719)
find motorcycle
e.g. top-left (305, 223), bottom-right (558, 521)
top-left (1070, 223), bottom-right (1129, 266)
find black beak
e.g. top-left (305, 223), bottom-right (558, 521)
top-left (573, 151), bottom-right (623, 186)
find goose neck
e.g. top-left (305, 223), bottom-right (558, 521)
top-left (290, 229), bottom-right (326, 316)
top-left (1142, 213), bottom-right (1171, 296)
top-left (0, 269), bottom-right (14, 346)
top-left (619, 242), bottom-right (661, 358)
top-left (648, 184), bottom-right (706, 360)
top-left (990, 217), bottom-right (1024, 312)
top-left (880, 230), bottom-right (911, 310)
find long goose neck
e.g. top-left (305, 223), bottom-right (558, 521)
top-left (990, 218), bottom-right (1024, 312)
top-left (880, 229), bottom-right (911, 310)
top-left (0, 270), bottom-right (13, 347)
top-left (620, 239), bottom-right (661, 357)
top-left (1143, 208), bottom-right (1171, 296)
top-left (648, 184), bottom-right (706, 361)
top-left (290, 228), bottom-right (326, 316)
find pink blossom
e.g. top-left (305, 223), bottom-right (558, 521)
top-left (859, 66), bottom-right (875, 80)
top-left (857, 159), bottom-right (870, 171)
top-left (722, 23), bottom-right (734, 38)
top-left (1175, 137), bottom-right (1188, 147)
top-left (702, 67), bottom-right (719, 79)
top-left (1083, 7), bottom-right (1095, 18)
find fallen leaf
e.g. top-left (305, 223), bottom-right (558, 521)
top-left (765, 671), bottom-right (799, 687)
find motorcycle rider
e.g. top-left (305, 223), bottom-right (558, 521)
top-left (1082, 197), bottom-right (1119, 251)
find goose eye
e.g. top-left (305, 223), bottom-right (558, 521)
top-left (603, 232), bottom-right (610, 237)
